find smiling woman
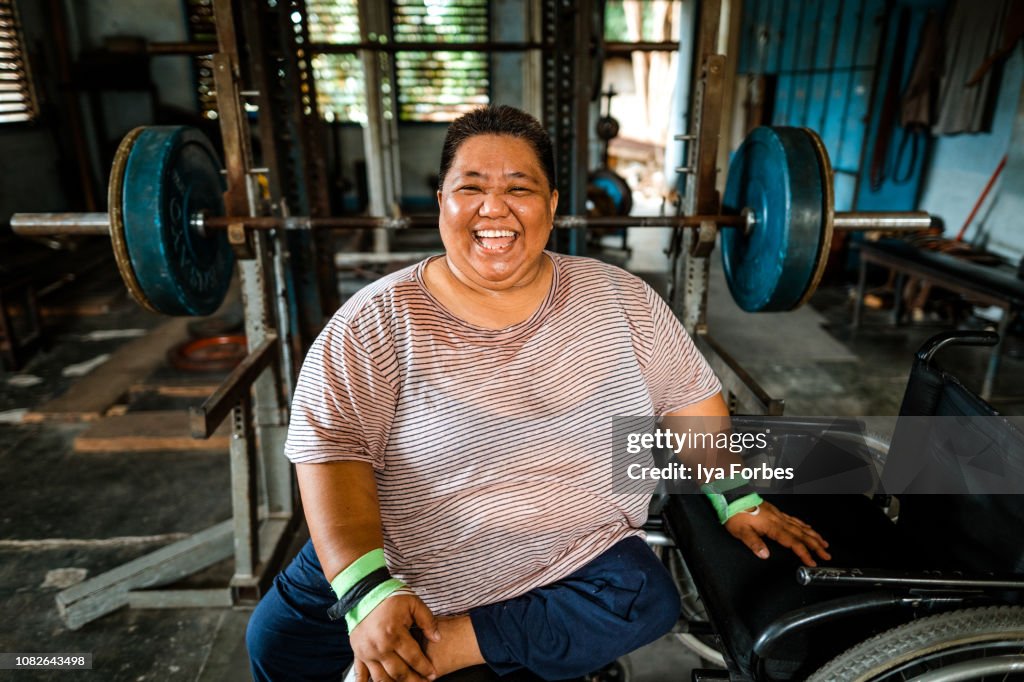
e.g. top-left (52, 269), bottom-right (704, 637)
top-left (427, 131), bottom-right (559, 328)
top-left (245, 105), bottom-right (828, 682)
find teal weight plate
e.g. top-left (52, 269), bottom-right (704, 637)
top-left (588, 168), bottom-right (633, 216)
top-left (121, 126), bottom-right (232, 316)
top-left (721, 127), bottom-right (825, 312)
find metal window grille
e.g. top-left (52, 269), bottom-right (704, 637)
top-left (0, 0), bottom-right (38, 124)
top-left (309, 0), bottom-right (490, 123)
top-left (308, 0), bottom-right (365, 123)
top-left (392, 0), bottom-right (489, 122)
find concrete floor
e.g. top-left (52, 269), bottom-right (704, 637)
top-left (2, 234), bottom-right (1022, 681)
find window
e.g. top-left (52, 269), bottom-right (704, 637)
top-left (392, 0), bottom-right (489, 122)
top-left (308, 0), bottom-right (366, 123)
top-left (306, 0), bottom-right (489, 123)
top-left (0, 0), bottom-right (38, 124)
top-left (599, 0), bottom-right (682, 198)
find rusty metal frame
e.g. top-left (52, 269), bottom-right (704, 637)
top-left (667, 0), bottom-right (780, 416)
top-left (54, 0), bottom-right (299, 630)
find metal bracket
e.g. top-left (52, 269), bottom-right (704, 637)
top-left (695, 331), bottom-right (785, 416)
top-left (228, 221), bottom-right (255, 259)
top-left (54, 324), bottom-right (291, 629)
top-left (690, 219), bottom-right (718, 258)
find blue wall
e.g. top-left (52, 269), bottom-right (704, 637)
top-left (735, 0), bottom-right (1024, 266)
top-left (917, 47), bottom-right (1024, 256)
top-left (737, 0), bottom-right (888, 211)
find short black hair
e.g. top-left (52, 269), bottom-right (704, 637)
top-left (438, 105), bottom-right (556, 192)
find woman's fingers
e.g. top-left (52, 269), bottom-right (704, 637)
top-left (411, 599), bottom-right (441, 643)
top-left (765, 516), bottom-right (832, 565)
top-left (349, 594), bottom-right (439, 682)
top-left (353, 660), bottom-right (371, 682)
top-left (781, 513), bottom-right (830, 546)
top-left (764, 524), bottom-right (820, 567)
top-left (732, 524), bottom-right (771, 559)
top-left (391, 633), bottom-right (437, 680)
top-left (782, 513), bottom-right (813, 530)
top-left (726, 503), bottom-right (832, 566)
top-left (365, 660), bottom-right (395, 682)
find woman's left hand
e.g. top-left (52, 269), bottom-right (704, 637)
top-left (723, 501), bottom-right (831, 567)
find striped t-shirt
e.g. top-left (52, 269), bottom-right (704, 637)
top-left (285, 252), bottom-right (721, 615)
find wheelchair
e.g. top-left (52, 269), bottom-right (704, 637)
top-left (659, 330), bottom-right (1024, 681)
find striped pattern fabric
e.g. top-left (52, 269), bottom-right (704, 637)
top-left (285, 252), bottom-right (721, 615)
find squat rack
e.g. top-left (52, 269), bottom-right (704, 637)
top-left (55, 0), bottom-right (303, 629)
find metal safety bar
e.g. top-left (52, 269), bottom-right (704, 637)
top-left (189, 335), bottom-right (279, 439)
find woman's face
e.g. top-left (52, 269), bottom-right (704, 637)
top-left (437, 134), bottom-right (558, 291)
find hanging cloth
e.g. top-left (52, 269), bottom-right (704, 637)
top-left (933, 0), bottom-right (1011, 134)
top-left (900, 10), bottom-right (944, 129)
top-left (966, 0), bottom-right (1024, 86)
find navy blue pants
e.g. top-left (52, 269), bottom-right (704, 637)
top-left (246, 536), bottom-right (679, 681)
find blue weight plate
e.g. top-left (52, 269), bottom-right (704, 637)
top-left (721, 127), bottom-right (825, 312)
top-left (588, 168), bottom-right (633, 216)
top-left (121, 126), bottom-right (232, 316)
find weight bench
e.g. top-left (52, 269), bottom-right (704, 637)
top-left (664, 330), bottom-right (1024, 681)
top-left (853, 238), bottom-right (1024, 400)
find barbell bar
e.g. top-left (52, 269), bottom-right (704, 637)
top-left (9, 210), bottom-right (931, 236)
top-left (10, 125), bottom-right (933, 316)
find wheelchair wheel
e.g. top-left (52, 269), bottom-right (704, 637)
top-left (807, 606), bottom-right (1024, 681)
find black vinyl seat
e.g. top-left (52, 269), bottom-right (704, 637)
top-left (667, 494), bottom-right (919, 680)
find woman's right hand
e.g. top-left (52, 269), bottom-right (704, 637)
top-left (350, 593), bottom-right (442, 682)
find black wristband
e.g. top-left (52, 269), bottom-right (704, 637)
top-left (327, 566), bottom-right (393, 622)
top-left (722, 482), bottom-right (758, 503)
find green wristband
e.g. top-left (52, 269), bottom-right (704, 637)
top-left (701, 484), bottom-right (763, 524)
top-left (329, 549), bottom-right (407, 631)
top-left (722, 492), bottom-right (763, 523)
top-left (330, 548), bottom-right (387, 599)
top-left (344, 578), bottom-right (406, 632)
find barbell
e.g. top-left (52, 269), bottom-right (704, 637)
top-left (11, 125), bottom-right (932, 316)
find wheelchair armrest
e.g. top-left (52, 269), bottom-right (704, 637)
top-left (797, 567), bottom-right (1024, 592)
top-left (752, 591), bottom-right (907, 661)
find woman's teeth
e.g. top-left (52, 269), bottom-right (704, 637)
top-left (474, 230), bottom-right (517, 250)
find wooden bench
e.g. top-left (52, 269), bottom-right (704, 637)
top-left (852, 239), bottom-right (1024, 400)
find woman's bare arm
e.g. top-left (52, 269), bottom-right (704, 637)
top-left (297, 462), bottom-right (441, 682)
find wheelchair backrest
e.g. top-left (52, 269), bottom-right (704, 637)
top-left (891, 351), bottom-right (1024, 575)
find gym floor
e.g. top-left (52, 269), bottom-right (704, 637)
top-left (1, 230), bottom-right (1021, 681)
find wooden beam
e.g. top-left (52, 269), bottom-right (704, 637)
top-left (74, 410), bottom-right (230, 453)
top-left (56, 520), bottom-right (234, 630)
top-left (126, 588), bottom-right (233, 609)
top-left (25, 318), bottom-right (191, 422)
